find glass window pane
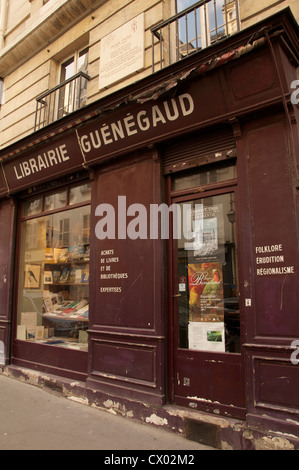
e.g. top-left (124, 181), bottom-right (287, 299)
top-left (177, 0), bottom-right (197, 12)
top-left (77, 48), bottom-right (89, 108)
top-left (58, 57), bottom-right (75, 118)
top-left (69, 183), bottom-right (91, 205)
top-left (44, 190), bottom-right (67, 211)
top-left (175, 1), bottom-right (238, 54)
top-left (22, 197), bottom-right (43, 217)
top-left (60, 57), bottom-right (75, 82)
top-left (176, 193), bottom-right (240, 353)
top-left (17, 205), bottom-right (90, 350)
top-left (172, 163), bottom-right (236, 191)
top-left (78, 48), bottom-right (88, 74)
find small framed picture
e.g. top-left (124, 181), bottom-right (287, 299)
top-left (44, 271), bottom-right (53, 284)
top-left (43, 297), bottom-right (53, 313)
top-left (51, 294), bottom-right (59, 307)
top-left (35, 326), bottom-right (44, 340)
top-left (27, 327), bottom-right (36, 340)
top-left (57, 293), bottom-right (64, 304)
top-left (24, 264), bottom-right (41, 289)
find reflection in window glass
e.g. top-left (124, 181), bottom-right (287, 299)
top-left (58, 48), bottom-right (89, 119)
top-left (17, 184), bottom-right (90, 350)
top-left (176, 193), bottom-right (240, 353)
top-left (78, 48), bottom-right (88, 74)
top-left (69, 183), bottom-right (91, 205)
top-left (61, 56), bottom-right (75, 83)
top-left (77, 48), bottom-right (89, 108)
top-left (177, 0), bottom-right (192, 9)
top-left (172, 163), bottom-right (236, 191)
top-left (44, 190), bottom-right (67, 211)
top-left (22, 197), bottom-right (43, 217)
top-left (176, 0), bottom-right (238, 53)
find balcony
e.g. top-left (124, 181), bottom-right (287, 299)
top-left (151, 0), bottom-right (240, 72)
top-left (34, 71), bottom-right (90, 131)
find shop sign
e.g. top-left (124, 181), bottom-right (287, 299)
top-left (255, 243), bottom-right (295, 276)
top-left (2, 133), bottom-right (84, 192)
top-left (99, 248), bottom-right (128, 294)
top-left (76, 71), bottom-right (228, 164)
top-left (0, 91), bottom-right (197, 193)
top-left (1, 73), bottom-right (228, 193)
top-left (76, 92), bottom-right (196, 164)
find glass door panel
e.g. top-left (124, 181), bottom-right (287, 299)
top-left (176, 192), bottom-right (240, 353)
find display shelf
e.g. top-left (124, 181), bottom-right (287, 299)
top-left (17, 184), bottom-right (91, 349)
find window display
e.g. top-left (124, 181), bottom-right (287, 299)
top-left (176, 192), bottom-right (240, 353)
top-left (16, 182), bottom-right (91, 350)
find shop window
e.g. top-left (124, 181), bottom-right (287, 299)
top-left (44, 189), bottom-right (67, 211)
top-left (16, 182), bottom-right (91, 350)
top-left (69, 183), bottom-right (91, 205)
top-left (173, 169), bottom-right (240, 353)
top-left (172, 162), bottom-right (237, 192)
top-left (22, 196), bottom-right (43, 217)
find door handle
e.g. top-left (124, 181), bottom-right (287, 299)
top-left (173, 293), bottom-right (181, 298)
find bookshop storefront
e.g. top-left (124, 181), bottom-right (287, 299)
top-left (0, 10), bottom-right (299, 449)
top-left (14, 179), bottom-right (91, 379)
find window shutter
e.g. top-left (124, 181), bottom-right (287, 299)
top-left (162, 125), bottom-right (236, 174)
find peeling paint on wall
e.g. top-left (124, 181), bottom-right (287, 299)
top-left (145, 414), bottom-right (168, 426)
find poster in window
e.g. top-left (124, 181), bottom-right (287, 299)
top-left (24, 264), bottom-right (41, 289)
top-left (188, 322), bottom-right (225, 352)
top-left (193, 216), bottom-right (218, 257)
top-left (187, 204), bottom-right (225, 263)
top-left (188, 263), bottom-right (224, 322)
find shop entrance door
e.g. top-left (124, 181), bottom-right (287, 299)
top-left (169, 172), bottom-right (245, 418)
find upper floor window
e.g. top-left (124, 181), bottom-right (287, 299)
top-left (35, 47), bottom-right (90, 130)
top-left (152, 0), bottom-right (240, 71)
top-left (176, 0), bottom-right (238, 48)
top-left (58, 48), bottom-right (89, 119)
top-left (60, 48), bottom-right (88, 83)
top-left (177, 0), bottom-right (196, 11)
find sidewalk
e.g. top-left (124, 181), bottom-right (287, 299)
top-left (0, 374), bottom-right (216, 451)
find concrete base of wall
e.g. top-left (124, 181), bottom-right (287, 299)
top-left (1, 365), bottom-right (298, 450)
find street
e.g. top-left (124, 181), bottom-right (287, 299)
top-left (0, 374), bottom-right (215, 451)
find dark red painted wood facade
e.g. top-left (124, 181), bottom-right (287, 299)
top-left (0, 9), bottom-right (298, 441)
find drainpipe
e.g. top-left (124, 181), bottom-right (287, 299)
top-left (0, 0), bottom-right (7, 50)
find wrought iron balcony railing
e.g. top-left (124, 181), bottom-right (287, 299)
top-left (151, 0), bottom-right (240, 72)
top-left (34, 71), bottom-right (90, 131)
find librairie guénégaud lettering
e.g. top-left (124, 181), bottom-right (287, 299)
top-left (79, 93), bottom-right (195, 154)
top-left (12, 93), bottom-right (195, 182)
top-left (13, 144), bottom-right (70, 180)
